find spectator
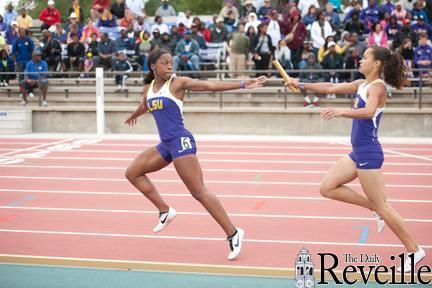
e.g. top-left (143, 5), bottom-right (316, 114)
top-left (19, 50), bottom-right (49, 107)
top-left (344, 47), bottom-right (363, 80)
top-left (324, 3), bottom-right (341, 30)
top-left (321, 41), bottom-right (344, 98)
top-left (0, 31), bottom-right (8, 53)
top-left (367, 22), bottom-right (388, 47)
top-left (191, 23), bottom-right (207, 49)
top-left (343, 11), bottom-right (365, 37)
top-left (299, 52), bottom-right (323, 107)
top-left (115, 28), bottom-right (135, 56)
top-left (251, 22), bottom-right (274, 77)
top-left (411, 15), bottom-right (432, 39)
top-left (3, 3), bottom-right (18, 26)
top-left (67, 0), bottom-right (84, 24)
top-left (151, 16), bottom-right (169, 35)
top-left (0, 49), bottom-right (14, 86)
top-left (219, 0), bottom-right (240, 32)
top-left (12, 28), bottom-right (34, 81)
top-left (173, 31), bottom-right (200, 72)
top-left (392, 2), bottom-right (407, 25)
top-left (113, 51), bottom-right (132, 90)
top-left (386, 15), bottom-right (402, 42)
top-left (66, 24), bottom-right (83, 44)
top-left (414, 33), bottom-right (432, 77)
top-left (63, 34), bottom-right (85, 73)
top-left (343, 1), bottom-right (362, 23)
top-left (244, 13), bottom-right (261, 32)
top-left (52, 23), bottom-right (67, 44)
top-left (40, 30), bottom-right (62, 71)
top-left (303, 5), bottom-right (317, 26)
top-left (91, 0), bottom-right (111, 21)
top-left (318, 35), bottom-right (347, 63)
top-left (257, 0), bottom-right (273, 20)
top-left (393, 20), bottom-right (417, 48)
top-left (87, 32), bottom-right (100, 56)
top-left (126, 0), bottom-right (147, 17)
top-left (0, 16), bottom-right (8, 35)
top-left (81, 19), bottom-right (100, 44)
top-left (98, 9), bottom-right (118, 28)
top-left (83, 52), bottom-right (94, 76)
top-left (210, 17), bottom-right (229, 43)
top-left (207, 14), bottom-right (219, 31)
top-left (379, 0), bottom-right (395, 18)
top-left (5, 22), bottom-right (19, 49)
top-left (177, 12), bottom-right (192, 30)
top-left (150, 28), bottom-right (161, 45)
top-left (298, 0), bottom-right (320, 17)
top-left (285, 11), bottom-right (308, 68)
top-left (328, 0), bottom-right (342, 12)
top-left (275, 39), bottom-right (292, 70)
top-left (169, 25), bottom-right (183, 43)
top-left (361, 0), bottom-right (379, 32)
top-left (397, 38), bottom-right (414, 78)
top-left (297, 40), bottom-right (313, 68)
top-left (193, 17), bottom-right (211, 42)
top-left (94, 32), bottom-right (116, 69)
top-left (39, 0), bottom-right (62, 31)
top-left (155, 0), bottom-right (176, 17)
top-left (65, 12), bottom-right (83, 34)
top-left (348, 32), bottom-right (367, 58)
top-left (267, 10), bottom-right (282, 48)
top-left (155, 32), bottom-right (174, 53)
top-left (310, 11), bottom-right (334, 53)
top-left (120, 9), bottom-right (135, 28)
top-left (412, 1), bottom-right (429, 23)
top-left (228, 23), bottom-right (249, 78)
top-left (134, 16), bottom-right (151, 33)
top-left (111, 0), bottom-right (126, 19)
top-left (136, 31), bottom-right (151, 70)
top-left (16, 8), bottom-right (33, 30)
top-left (246, 25), bottom-right (257, 51)
top-left (242, 0), bottom-right (257, 20)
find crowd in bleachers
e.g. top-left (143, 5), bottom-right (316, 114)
top-left (0, 0), bottom-right (432, 106)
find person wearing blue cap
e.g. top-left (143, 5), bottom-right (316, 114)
top-left (173, 30), bottom-right (200, 72)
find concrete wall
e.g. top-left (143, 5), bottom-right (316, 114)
top-left (32, 108), bottom-right (432, 137)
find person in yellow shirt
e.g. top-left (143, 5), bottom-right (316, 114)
top-left (16, 8), bottom-right (33, 30)
top-left (317, 35), bottom-right (348, 63)
top-left (67, 0), bottom-right (84, 24)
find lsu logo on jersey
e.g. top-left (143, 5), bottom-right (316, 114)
top-left (148, 99), bottom-right (163, 112)
top-left (353, 95), bottom-right (360, 109)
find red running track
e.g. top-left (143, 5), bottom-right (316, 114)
top-left (0, 137), bottom-right (431, 272)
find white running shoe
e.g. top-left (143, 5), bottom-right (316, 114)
top-left (42, 100), bottom-right (48, 107)
top-left (29, 92), bottom-right (35, 98)
top-left (397, 247), bottom-right (426, 273)
top-left (153, 207), bottom-right (176, 233)
top-left (227, 228), bottom-right (245, 260)
top-left (372, 211), bottom-right (386, 233)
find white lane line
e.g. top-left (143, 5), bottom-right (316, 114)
top-left (1, 188), bottom-right (431, 203)
top-left (2, 156), bottom-right (430, 166)
top-left (0, 206), bottom-right (431, 223)
top-left (0, 175), bottom-right (431, 188)
top-left (0, 228), bottom-right (431, 248)
top-left (0, 164), bottom-right (431, 176)
top-left (0, 138), bottom-right (74, 158)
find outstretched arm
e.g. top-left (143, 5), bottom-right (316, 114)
top-left (321, 82), bottom-right (387, 120)
top-left (175, 76), bottom-right (267, 92)
top-left (287, 78), bottom-right (364, 95)
top-left (125, 85), bottom-right (149, 126)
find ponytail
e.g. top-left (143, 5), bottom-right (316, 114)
top-left (372, 47), bottom-right (407, 89)
top-left (143, 48), bottom-right (171, 85)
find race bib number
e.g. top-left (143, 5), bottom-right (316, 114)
top-left (181, 137), bottom-right (192, 151)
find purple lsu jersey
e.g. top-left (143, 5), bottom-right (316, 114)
top-left (146, 76), bottom-right (185, 142)
top-left (351, 80), bottom-right (385, 147)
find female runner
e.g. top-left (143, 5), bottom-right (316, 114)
top-left (286, 47), bottom-right (425, 272)
top-left (125, 48), bottom-right (266, 260)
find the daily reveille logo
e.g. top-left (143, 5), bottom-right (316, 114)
top-left (294, 248), bottom-right (431, 286)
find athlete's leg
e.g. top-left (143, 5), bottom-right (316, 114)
top-left (125, 147), bottom-right (170, 212)
top-left (358, 169), bottom-right (419, 252)
top-left (173, 154), bottom-right (236, 237)
top-left (320, 156), bottom-right (374, 210)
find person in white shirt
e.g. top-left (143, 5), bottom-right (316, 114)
top-left (151, 15), bottom-right (169, 35)
top-left (126, 0), bottom-right (145, 17)
top-left (155, 0), bottom-right (176, 17)
top-left (266, 10), bottom-right (281, 49)
top-left (244, 12), bottom-right (261, 32)
top-left (275, 39), bottom-right (292, 69)
top-left (310, 10), bottom-right (334, 51)
top-left (298, 0), bottom-right (320, 17)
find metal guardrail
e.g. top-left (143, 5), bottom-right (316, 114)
top-left (1, 69), bottom-right (431, 109)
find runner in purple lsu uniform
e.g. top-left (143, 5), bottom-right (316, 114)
top-left (286, 47), bottom-right (425, 272)
top-left (125, 49), bottom-right (266, 260)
